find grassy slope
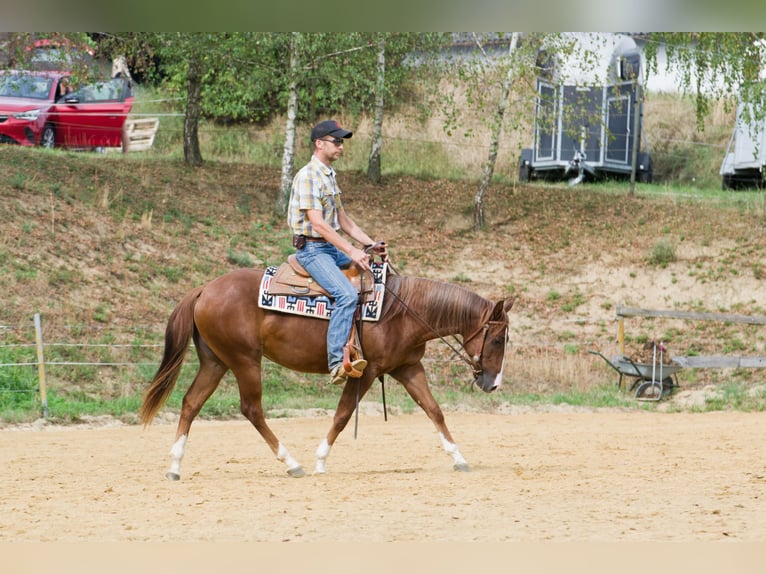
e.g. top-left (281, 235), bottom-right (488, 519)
top-left (2, 145), bottom-right (766, 421)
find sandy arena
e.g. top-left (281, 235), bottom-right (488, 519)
top-left (1, 409), bottom-right (765, 543)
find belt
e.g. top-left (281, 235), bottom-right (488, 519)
top-left (304, 236), bottom-right (326, 242)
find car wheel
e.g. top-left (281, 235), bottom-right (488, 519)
top-left (40, 124), bottom-right (55, 149)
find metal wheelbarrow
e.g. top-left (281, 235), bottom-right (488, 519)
top-left (589, 349), bottom-right (683, 401)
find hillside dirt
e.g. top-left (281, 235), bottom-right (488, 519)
top-left (2, 148), bottom-right (766, 545)
top-left (3, 149), bottom-right (766, 371)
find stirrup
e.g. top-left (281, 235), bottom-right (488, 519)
top-left (330, 365), bottom-right (348, 386)
top-left (342, 319), bottom-right (367, 377)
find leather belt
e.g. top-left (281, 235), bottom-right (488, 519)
top-left (304, 236), bottom-right (326, 242)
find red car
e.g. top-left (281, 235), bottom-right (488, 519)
top-left (0, 70), bottom-right (133, 149)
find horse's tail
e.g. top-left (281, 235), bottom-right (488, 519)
top-left (140, 286), bottom-right (203, 426)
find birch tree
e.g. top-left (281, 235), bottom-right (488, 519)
top-left (642, 33), bottom-right (766, 129)
top-left (367, 33), bottom-right (386, 184)
top-left (474, 32), bottom-right (519, 230)
top-left (278, 32), bottom-right (301, 214)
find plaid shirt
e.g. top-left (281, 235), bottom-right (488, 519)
top-left (287, 155), bottom-right (344, 237)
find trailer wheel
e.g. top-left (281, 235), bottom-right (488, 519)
top-left (519, 163), bottom-right (531, 183)
top-left (637, 170), bottom-right (652, 184)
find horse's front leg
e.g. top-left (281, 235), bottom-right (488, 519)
top-left (314, 377), bottom-right (374, 474)
top-left (392, 362), bottom-right (470, 472)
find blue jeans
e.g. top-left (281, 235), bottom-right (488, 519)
top-left (295, 242), bottom-right (358, 371)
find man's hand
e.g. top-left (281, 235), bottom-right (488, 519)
top-left (350, 247), bottom-right (371, 271)
top-left (365, 241), bottom-right (389, 263)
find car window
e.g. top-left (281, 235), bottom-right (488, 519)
top-left (0, 74), bottom-right (54, 99)
top-left (70, 78), bottom-right (128, 102)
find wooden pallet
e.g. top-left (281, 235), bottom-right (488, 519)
top-left (122, 117), bottom-right (160, 152)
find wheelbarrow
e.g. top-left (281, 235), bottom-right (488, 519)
top-left (589, 349), bottom-right (683, 401)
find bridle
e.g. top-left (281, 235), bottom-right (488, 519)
top-left (461, 319), bottom-right (508, 378)
top-left (365, 256), bottom-right (507, 379)
top-left (383, 285), bottom-right (506, 379)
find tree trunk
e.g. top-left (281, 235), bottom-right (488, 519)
top-left (473, 32), bottom-right (519, 231)
top-left (278, 33), bottom-right (300, 215)
top-left (367, 34), bottom-right (386, 184)
top-left (183, 54), bottom-right (203, 167)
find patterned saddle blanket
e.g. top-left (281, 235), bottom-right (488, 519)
top-left (258, 261), bottom-right (387, 322)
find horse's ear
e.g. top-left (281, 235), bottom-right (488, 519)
top-left (493, 298), bottom-right (514, 319)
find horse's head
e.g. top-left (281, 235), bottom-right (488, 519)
top-left (465, 298), bottom-right (514, 393)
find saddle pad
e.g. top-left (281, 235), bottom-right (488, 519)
top-left (258, 261), bottom-right (387, 322)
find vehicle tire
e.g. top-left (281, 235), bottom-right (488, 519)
top-left (518, 163), bottom-right (531, 183)
top-left (40, 124), bottom-right (55, 149)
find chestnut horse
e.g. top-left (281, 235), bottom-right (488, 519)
top-left (140, 267), bottom-right (513, 479)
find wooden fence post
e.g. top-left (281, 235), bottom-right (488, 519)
top-left (33, 313), bottom-right (48, 418)
top-left (617, 316), bottom-right (625, 355)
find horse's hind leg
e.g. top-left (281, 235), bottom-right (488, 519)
top-left (166, 343), bottom-right (227, 480)
top-left (232, 361), bottom-right (305, 478)
top-left (392, 363), bottom-right (470, 472)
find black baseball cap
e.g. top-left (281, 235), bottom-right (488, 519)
top-left (310, 120), bottom-right (353, 141)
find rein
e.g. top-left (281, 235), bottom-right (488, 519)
top-left (381, 273), bottom-right (492, 378)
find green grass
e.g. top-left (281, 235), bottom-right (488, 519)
top-left (4, 341), bottom-right (766, 424)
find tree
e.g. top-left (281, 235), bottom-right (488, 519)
top-left (183, 47), bottom-right (204, 166)
top-left (642, 33), bottom-right (766, 129)
top-left (367, 33), bottom-right (386, 184)
top-left (435, 32), bottom-right (540, 231)
top-left (275, 33), bottom-right (431, 211)
top-left (473, 32), bottom-right (519, 230)
top-left (278, 33), bottom-right (301, 215)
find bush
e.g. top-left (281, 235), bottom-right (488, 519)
top-left (649, 240), bottom-right (677, 268)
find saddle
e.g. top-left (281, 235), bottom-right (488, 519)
top-left (266, 254), bottom-right (376, 302)
top-left (265, 255), bottom-right (373, 377)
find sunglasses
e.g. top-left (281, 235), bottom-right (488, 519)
top-left (320, 137), bottom-right (344, 146)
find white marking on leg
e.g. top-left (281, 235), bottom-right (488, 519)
top-left (167, 434), bottom-right (187, 478)
top-left (438, 432), bottom-right (468, 467)
top-left (276, 443), bottom-right (302, 474)
top-left (314, 438), bottom-right (331, 475)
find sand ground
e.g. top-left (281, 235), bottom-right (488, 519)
top-left (1, 410), bottom-right (764, 543)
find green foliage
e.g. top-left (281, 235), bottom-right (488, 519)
top-left (226, 248), bottom-right (254, 268)
top-left (134, 32), bottom-right (448, 127)
top-left (0, 347), bottom-right (40, 416)
top-left (649, 240), bottom-right (677, 267)
top-left (643, 33), bottom-right (766, 130)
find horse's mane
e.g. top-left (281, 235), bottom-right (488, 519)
top-left (380, 274), bottom-right (490, 332)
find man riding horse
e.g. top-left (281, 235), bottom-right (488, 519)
top-left (287, 119), bottom-right (388, 386)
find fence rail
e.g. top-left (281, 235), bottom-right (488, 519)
top-left (615, 305), bottom-right (766, 369)
top-left (0, 313), bottom-right (164, 417)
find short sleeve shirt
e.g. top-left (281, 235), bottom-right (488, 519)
top-left (287, 155), bottom-right (344, 237)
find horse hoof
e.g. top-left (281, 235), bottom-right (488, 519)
top-left (165, 472), bottom-right (181, 481)
top-left (453, 463), bottom-right (470, 472)
top-left (287, 466), bottom-right (305, 478)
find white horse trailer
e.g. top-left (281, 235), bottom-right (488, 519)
top-left (720, 102), bottom-right (766, 190)
top-left (519, 33), bottom-right (653, 185)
